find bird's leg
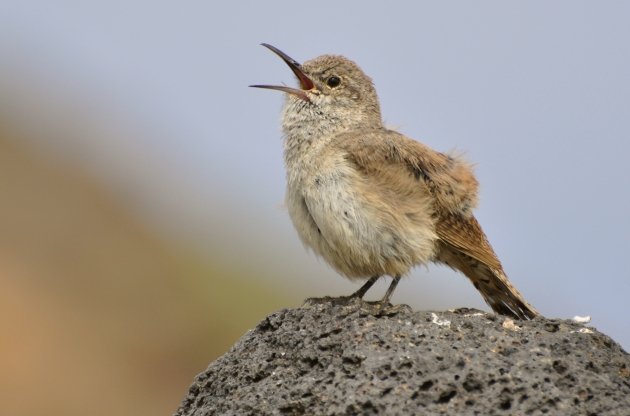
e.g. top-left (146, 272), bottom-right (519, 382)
top-left (348, 275), bottom-right (379, 299)
top-left (379, 275), bottom-right (401, 308)
top-left (303, 275), bottom-right (380, 307)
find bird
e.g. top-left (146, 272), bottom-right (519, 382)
top-left (251, 43), bottom-right (538, 320)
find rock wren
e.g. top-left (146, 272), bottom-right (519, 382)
top-left (251, 44), bottom-right (538, 319)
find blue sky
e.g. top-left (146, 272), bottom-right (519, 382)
top-left (1, 1), bottom-right (628, 348)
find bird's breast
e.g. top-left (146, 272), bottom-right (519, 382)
top-left (284, 150), bottom-right (438, 279)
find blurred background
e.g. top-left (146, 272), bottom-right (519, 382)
top-left (1, 1), bottom-right (628, 415)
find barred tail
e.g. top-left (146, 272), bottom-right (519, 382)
top-left (438, 244), bottom-right (538, 320)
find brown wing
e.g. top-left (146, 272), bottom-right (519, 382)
top-left (335, 129), bottom-right (479, 218)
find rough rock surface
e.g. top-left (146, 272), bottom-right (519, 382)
top-left (175, 298), bottom-right (630, 415)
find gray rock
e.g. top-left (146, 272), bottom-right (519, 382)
top-left (175, 298), bottom-right (630, 415)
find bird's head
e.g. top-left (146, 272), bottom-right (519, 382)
top-left (251, 44), bottom-right (383, 135)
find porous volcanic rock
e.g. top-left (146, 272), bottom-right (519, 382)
top-left (175, 298), bottom-right (630, 415)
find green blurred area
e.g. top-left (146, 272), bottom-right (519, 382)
top-left (0, 122), bottom-right (288, 416)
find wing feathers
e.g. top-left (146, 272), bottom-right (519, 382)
top-left (336, 129), bottom-right (479, 218)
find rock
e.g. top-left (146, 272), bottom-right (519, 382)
top-left (174, 298), bottom-right (630, 415)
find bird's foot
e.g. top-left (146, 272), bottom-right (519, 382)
top-left (369, 301), bottom-right (410, 316)
top-left (302, 295), bottom-right (410, 317)
top-left (303, 295), bottom-right (362, 307)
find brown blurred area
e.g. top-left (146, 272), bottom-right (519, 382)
top-left (0, 121), bottom-right (287, 416)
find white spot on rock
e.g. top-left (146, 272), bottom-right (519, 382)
top-left (502, 318), bottom-right (521, 331)
top-left (572, 315), bottom-right (591, 324)
top-left (430, 313), bottom-right (451, 327)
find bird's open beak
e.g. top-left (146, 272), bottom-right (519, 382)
top-left (250, 43), bottom-right (315, 102)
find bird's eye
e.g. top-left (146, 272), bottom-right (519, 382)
top-left (326, 76), bottom-right (341, 88)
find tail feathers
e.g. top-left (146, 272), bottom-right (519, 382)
top-left (437, 244), bottom-right (538, 320)
top-left (474, 266), bottom-right (539, 320)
